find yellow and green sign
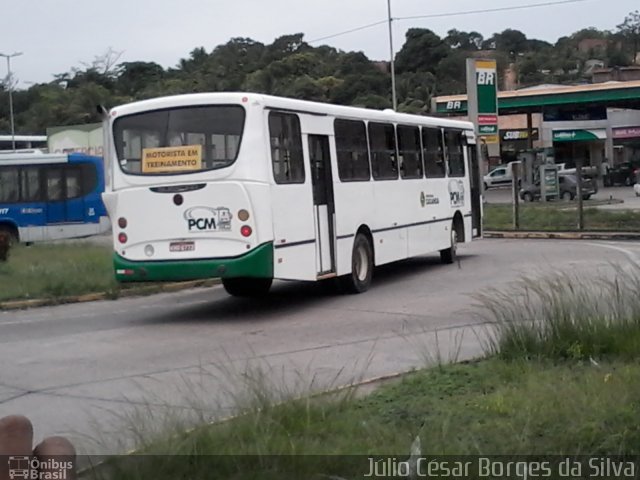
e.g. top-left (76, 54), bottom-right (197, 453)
top-left (142, 145), bottom-right (203, 173)
top-left (466, 59), bottom-right (499, 154)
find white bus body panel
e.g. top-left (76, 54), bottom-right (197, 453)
top-left (104, 182), bottom-right (270, 262)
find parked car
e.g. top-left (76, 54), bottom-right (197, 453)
top-left (519, 174), bottom-right (598, 202)
top-left (606, 161), bottom-right (640, 186)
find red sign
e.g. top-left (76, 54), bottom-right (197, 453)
top-left (613, 127), bottom-right (640, 139)
top-left (478, 114), bottom-right (498, 125)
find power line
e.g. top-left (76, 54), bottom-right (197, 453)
top-left (307, 0), bottom-right (592, 44)
top-left (396, 0), bottom-right (591, 21)
top-left (308, 20), bottom-right (388, 44)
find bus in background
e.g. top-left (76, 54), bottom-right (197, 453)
top-left (0, 134), bottom-right (47, 152)
top-left (103, 93), bottom-right (482, 296)
top-left (0, 152), bottom-right (110, 243)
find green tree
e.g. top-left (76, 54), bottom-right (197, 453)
top-left (617, 10), bottom-right (640, 64)
top-left (395, 28), bottom-right (449, 74)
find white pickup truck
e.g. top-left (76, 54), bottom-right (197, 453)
top-left (556, 162), bottom-right (598, 178)
top-left (483, 162), bottom-right (516, 189)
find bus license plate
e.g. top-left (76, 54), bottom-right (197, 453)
top-left (170, 241), bottom-right (195, 252)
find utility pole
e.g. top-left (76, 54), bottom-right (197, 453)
top-left (387, 0), bottom-right (397, 110)
top-left (0, 52), bottom-right (23, 151)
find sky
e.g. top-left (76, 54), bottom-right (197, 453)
top-left (2, 0), bottom-right (639, 88)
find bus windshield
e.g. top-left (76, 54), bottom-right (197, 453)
top-left (113, 105), bottom-right (245, 175)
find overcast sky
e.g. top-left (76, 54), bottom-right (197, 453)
top-left (2, 0), bottom-right (638, 88)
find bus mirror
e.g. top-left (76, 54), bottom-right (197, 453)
top-left (96, 104), bottom-right (109, 118)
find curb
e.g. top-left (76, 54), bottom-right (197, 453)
top-left (483, 230), bottom-right (640, 241)
top-left (0, 279), bottom-right (220, 311)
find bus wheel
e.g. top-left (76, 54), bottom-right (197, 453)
top-left (338, 233), bottom-right (373, 294)
top-left (440, 226), bottom-right (458, 265)
top-left (0, 226), bottom-right (18, 246)
top-left (222, 277), bottom-right (273, 297)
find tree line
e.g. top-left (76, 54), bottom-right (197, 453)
top-left (1, 10), bottom-right (639, 134)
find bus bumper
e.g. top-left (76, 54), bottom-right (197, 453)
top-left (113, 242), bottom-right (274, 282)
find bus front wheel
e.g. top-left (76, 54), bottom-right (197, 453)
top-left (222, 277), bottom-right (273, 297)
top-left (338, 233), bottom-right (373, 294)
top-left (0, 225), bottom-right (18, 246)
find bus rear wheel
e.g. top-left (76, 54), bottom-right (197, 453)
top-left (338, 233), bottom-right (373, 294)
top-left (222, 277), bottom-right (273, 297)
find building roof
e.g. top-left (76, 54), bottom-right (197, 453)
top-left (433, 80), bottom-right (640, 114)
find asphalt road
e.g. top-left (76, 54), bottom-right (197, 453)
top-left (0, 238), bottom-right (637, 454)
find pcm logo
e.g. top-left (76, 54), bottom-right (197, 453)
top-left (184, 206), bottom-right (232, 232)
top-left (448, 179), bottom-right (465, 208)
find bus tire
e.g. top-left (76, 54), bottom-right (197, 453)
top-left (338, 233), bottom-right (373, 294)
top-left (440, 225), bottom-right (458, 265)
top-left (222, 277), bottom-right (272, 297)
top-left (0, 225), bottom-right (19, 246)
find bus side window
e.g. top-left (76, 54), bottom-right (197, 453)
top-left (445, 130), bottom-right (465, 177)
top-left (369, 122), bottom-right (398, 180)
top-left (269, 112), bottom-right (305, 184)
top-left (65, 168), bottom-right (82, 199)
top-left (397, 125), bottom-right (422, 179)
top-left (20, 167), bottom-right (41, 202)
top-left (46, 169), bottom-right (64, 202)
top-left (0, 167), bottom-right (19, 203)
top-left (422, 128), bottom-right (446, 178)
top-left (334, 119), bottom-right (370, 182)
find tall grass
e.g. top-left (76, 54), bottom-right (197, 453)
top-left (478, 267), bottom-right (640, 360)
top-left (0, 243), bottom-right (117, 301)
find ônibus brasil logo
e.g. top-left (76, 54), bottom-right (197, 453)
top-left (7, 456), bottom-right (73, 479)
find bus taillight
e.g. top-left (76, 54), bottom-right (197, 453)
top-left (118, 233), bottom-right (128, 244)
top-left (241, 225), bottom-right (252, 237)
top-left (238, 209), bottom-right (250, 221)
top-left (118, 217), bottom-right (127, 228)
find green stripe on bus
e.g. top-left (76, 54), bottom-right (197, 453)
top-left (114, 242), bottom-right (274, 282)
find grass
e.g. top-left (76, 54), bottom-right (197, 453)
top-left (0, 243), bottom-right (118, 302)
top-left (483, 204), bottom-right (640, 231)
top-left (89, 267), bottom-right (640, 479)
top-left (478, 269), bottom-right (640, 361)
top-left (89, 360), bottom-right (640, 479)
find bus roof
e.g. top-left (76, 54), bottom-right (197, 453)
top-left (0, 152), bottom-right (103, 166)
top-left (0, 152), bottom-right (67, 165)
top-left (110, 92), bottom-right (475, 131)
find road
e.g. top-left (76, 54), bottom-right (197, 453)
top-left (0, 238), bottom-right (637, 454)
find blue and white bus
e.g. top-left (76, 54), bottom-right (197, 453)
top-left (0, 152), bottom-right (110, 243)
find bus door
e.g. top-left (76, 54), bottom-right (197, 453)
top-left (308, 134), bottom-right (336, 275)
top-left (45, 167), bottom-right (66, 224)
top-left (468, 144), bottom-right (482, 237)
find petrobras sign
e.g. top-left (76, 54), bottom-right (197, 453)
top-left (466, 58), bottom-right (500, 156)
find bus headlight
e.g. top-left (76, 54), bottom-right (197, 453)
top-left (144, 245), bottom-right (154, 257)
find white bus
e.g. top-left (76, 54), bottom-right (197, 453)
top-left (102, 93), bottom-right (482, 296)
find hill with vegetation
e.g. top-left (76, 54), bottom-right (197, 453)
top-left (1, 9), bottom-right (639, 134)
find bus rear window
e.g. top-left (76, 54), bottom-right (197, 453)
top-left (113, 105), bottom-right (245, 175)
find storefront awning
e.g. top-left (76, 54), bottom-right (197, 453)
top-left (552, 129), bottom-right (606, 142)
